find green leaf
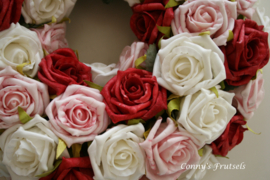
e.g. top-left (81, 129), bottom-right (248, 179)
top-left (135, 55), bottom-right (147, 69)
top-left (157, 25), bottom-right (171, 38)
top-left (72, 144), bottom-right (82, 158)
top-left (144, 44), bottom-right (157, 72)
top-left (18, 107), bottom-right (33, 124)
top-left (199, 31), bottom-right (211, 36)
top-left (158, 35), bottom-right (164, 49)
top-left (237, 14), bottom-right (245, 20)
top-left (84, 80), bottom-right (103, 91)
top-left (251, 69), bottom-right (263, 80)
top-left (198, 148), bottom-right (204, 157)
top-left (227, 30), bottom-right (234, 42)
top-left (210, 87), bottom-right (219, 98)
top-left (35, 159), bottom-right (62, 177)
top-left (165, 0), bottom-right (183, 8)
top-left (223, 81), bottom-right (239, 91)
top-left (127, 119), bottom-right (146, 125)
top-left (155, 109), bottom-right (165, 119)
top-left (219, 81), bottom-right (226, 90)
top-left (56, 138), bottom-right (67, 159)
top-left (144, 128), bottom-right (151, 139)
top-left (246, 124), bottom-right (261, 135)
top-left (167, 96), bottom-right (180, 125)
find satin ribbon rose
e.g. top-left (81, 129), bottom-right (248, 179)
top-left (177, 88), bottom-right (236, 144)
top-left (0, 66), bottom-right (49, 129)
top-left (220, 19), bottom-right (269, 86)
top-left (0, 149), bottom-right (10, 180)
top-left (140, 117), bottom-right (203, 180)
top-left (172, 0), bottom-right (237, 46)
top-left (32, 23), bottom-right (68, 54)
top-left (46, 84), bottom-right (110, 147)
top-left (236, 0), bottom-right (257, 19)
top-left (0, 23), bottom-right (43, 77)
top-left (0, 0), bottom-right (24, 31)
top-left (153, 33), bottom-right (225, 96)
top-left (0, 115), bottom-right (58, 180)
top-left (230, 71), bottom-right (264, 120)
top-left (88, 123), bottom-right (145, 180)
top-left (22, 0), bottom-right (77, 24)
top-left (101, 68), bottom-right (167, 123)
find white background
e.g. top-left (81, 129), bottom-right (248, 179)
top-left (66, 0), bottom-right (270, 180)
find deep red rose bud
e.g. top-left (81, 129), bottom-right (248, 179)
top-left (211, 114), bottom-right (248, 157)
top-left (130, 0), bottom-right (174, 44)
top-left (101, 68), bottom-right (167, 124)
top-left (40, 157), bottom-right (93, 180)
top-left (0, 0), bottom-right (24, 31)
top-left (220, 19), bottom-right (269, 86)
top-left (38, 48), bottom-right (92, 95)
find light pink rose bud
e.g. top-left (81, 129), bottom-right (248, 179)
top-left (172, 0), bottom-right (237, 46)
top-left (46, 84), bottom-right (110, 147)
top-left (117, 41), bottom-right (148, 71)
top-left (0, 66), bottom-right (50, 129)
top-left (236, 0), bottom-right (257, 19)
top-left (32, 23), bottom-right (68, 54)
top-left (140, 117), bottom-right (203, 180)
top-left (231, 72), bottom-right (264, 120)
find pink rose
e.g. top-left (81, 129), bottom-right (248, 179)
top-left (230, 72), bottom-right (264, 120)
top-left (172, 0), bottom-right (237, 46)
top-left (140, 117), bottom-right (203, 180)
top-left (116, 42), bottom-right (148, 71)
top-left (32, 23), bottom-right (68, 54)
top-left (236, 0), bottom-right (257, 19)
top-left (0, 66), bottom-right (49, 129)
top-left (46, 84), bottom-right (110, 147)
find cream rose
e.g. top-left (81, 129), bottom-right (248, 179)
top-left (88, 123), bottom-right (145, 180)
top-left (22, 0), bottom-right (77, 24)
top-left (0, 23), bottom-right (43, 77)
top-left (177, 88), bottom-right (236, 144)
top-left (230, 72), bottom-right (264, 120)
top-left (32, 23), bottom-right (68, 54)
top-left (46, 84), bottom-right (110, 147)
top-left (0, 115), bottom-right (58, 180)
top-left (172, 0), bottom-right (237, 46)
top-left (153, 33), bottom-right (225, 96)
top-left (0, 149), bottom-right (10, 180)
top-left (0, 66), bottom-right (49, 129)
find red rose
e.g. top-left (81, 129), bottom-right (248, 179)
top-left (101, 68), bottom-right (167, 123)
top-left (220, 19), bottom-right (269, 86)
top-left (38, 48), bottom-right (92, 95)
top-left (130, 0), bottom-right (174, 44)
top-left (40, 157), bottom-right (93, 180)
top-left (0, 0), bottom-right (24, 31)
top-left (211, 114), bottom-right (248, 157)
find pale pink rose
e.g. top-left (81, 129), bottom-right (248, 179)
top-left (140, 117), bottom-right (204, 180)
top-left (116, 41), bottom-right (148, 71)
top-left (46, 84), bottom-right (110, 147)
top-left (231, 72), bottom-right (264, 120)
top-left (172, 0), bottom-right (237, 46)
top-left (0, 66), bottom-right (49, 129)
top-left (236, 0), bottom-right (257, 19)
top-left (32, 23), bottom-right (68, 54)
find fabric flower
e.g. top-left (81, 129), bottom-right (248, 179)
top-left (0, 23), bottom-right (43, 77)
top-left (22, 0), bottom-right (77, 24)
top-left (0, 66), bottom-right (49, 129)
top-left (124, 0), bottom-right (140, 7)
top-left (32, 23), bottom-right (68, 54)
top-left (178, 145), bottom-right (219, 180)
top-left (101, 68), bottom-right (167, 123)
top-left (130, 0), bottom-right (174, 44)
top-left (177, 88), bottom-right (236, 144)
top-left (0, 115), bottom-right (58, 180)
top-left (140, 117), bottom-right (203, 180)
top-left (38, 48), bottom-right (92, 95)
top-left (117, 42), bottom-right (148, 71)
top-left (40, 157), bottom-right (94, 180)
top-left (236, 0), bottom-right (257, 19)
top-left (172, 0), bottom-right (237, 46)
top-left (88, 123), bottom-right (145, 180)
top-left (0, 149), bottom-right (10, 180)
top-left (211, 114), bottom-right (247, 156)
top-left (0, 0), bottom-right (24, 31)
top-left (230, 71), bottom-right (264, 120)
top-left (86, 63), bottom-right (118, 87)
top-left (46, 85), bottom-right (110, 147)
top-left (220, 19), bottom-right (269, 86)
top-left (153, 33), bottom-right (225, 96)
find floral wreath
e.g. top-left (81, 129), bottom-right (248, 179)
top-left (0, 0), bottom-right (268, 180)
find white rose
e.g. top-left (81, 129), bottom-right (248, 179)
top-left (153, 33), bottom-right (226, 96)
top-left (177, 88), bottom-right (236, 144)
top-left (0, 149), bottom-right (10, 180)
top-left (0, 23), bottom-right (43, 77)
top-left (88, 123), bottom-right (145, 180)
top-left (22, 0), bottom-right (77, 24)
top-left (124, 0), bottom-right (140, 7)
top-left (0, 115), bottom-right (58, 180)
top-left (178, 145), bottom-right (219, 180)
top-left (86, 62), bottom-right (118, 87)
